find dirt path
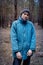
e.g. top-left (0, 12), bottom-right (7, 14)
top-left (0, 28), bottom-right (12, 65)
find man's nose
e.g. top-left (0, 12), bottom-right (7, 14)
top-left (25, 15), bottom-right (28, 18)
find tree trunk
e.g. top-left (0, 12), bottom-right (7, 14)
top-left (38, 0), bottom-right (43, 28)
top-left (14, 0), bottom-right (17, 20)
top-left (29, 0), bottom-right (34, 22)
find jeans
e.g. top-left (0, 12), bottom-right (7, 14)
top-left (13, 56), bottom-right (31, 65)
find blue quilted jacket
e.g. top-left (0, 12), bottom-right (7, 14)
top-left (10, 17), bottom-right (36, 60)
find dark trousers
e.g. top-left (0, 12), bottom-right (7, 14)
top-left (13, 56), bottom-right (31, 65)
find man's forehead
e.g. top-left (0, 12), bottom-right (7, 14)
top-left (23, 12), bottom-right (29, 15)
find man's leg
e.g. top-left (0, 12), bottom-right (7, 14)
top-left (13, 58), bottom-right (22, 65)
top-left (23, 56), bottom-right (31, 65)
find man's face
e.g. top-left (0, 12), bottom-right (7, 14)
top-left (21, 12), bottom-right (29, 21)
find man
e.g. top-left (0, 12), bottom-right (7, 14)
top-left (10, 9), bottom-right (36, 65)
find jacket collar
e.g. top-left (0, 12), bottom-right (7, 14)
top-left (18, 16), bottom-right (28, 24)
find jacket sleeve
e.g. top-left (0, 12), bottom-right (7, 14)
top-left (10, 22), bottom-right (18, 52)
top-left (30, 24), bottom-right (36, 51)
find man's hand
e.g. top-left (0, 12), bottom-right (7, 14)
top-left (27, 50), bottom-right (32, 56)
top-left (16, 52), bottom-right (22, 59)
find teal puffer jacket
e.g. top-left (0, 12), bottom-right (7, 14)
top-left (10, 17), bottom-right (36, 60)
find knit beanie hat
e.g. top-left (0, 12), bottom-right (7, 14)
top-left (20, 8), bottom-right (30, 15)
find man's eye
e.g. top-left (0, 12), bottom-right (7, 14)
top-left (27, 14), bottom-right (29, 16)
top-left (24, 13), bottom-right (26, 15)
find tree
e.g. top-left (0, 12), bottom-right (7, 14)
top-left (14, 0), bottom-right (17, 20)
top-left (29, 0), bottom-right (34, 22)
top-left (38, 0), bottom-right (43, 28)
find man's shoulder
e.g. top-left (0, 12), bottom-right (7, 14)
top-left (12, 20), bottom-right (20, 25)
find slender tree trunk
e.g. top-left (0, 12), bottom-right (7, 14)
top-left (29, 0), bottom-right (34, 22)
top-left (14, 0), bottom-right (17, 20)
top-left (38, 0), bottom-right (43, 28)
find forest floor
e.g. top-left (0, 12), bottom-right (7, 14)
top-left (0, 23), bottom-right (43, 65)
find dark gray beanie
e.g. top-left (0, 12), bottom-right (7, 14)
top-left (20, 8), bottom-right (30, 15)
